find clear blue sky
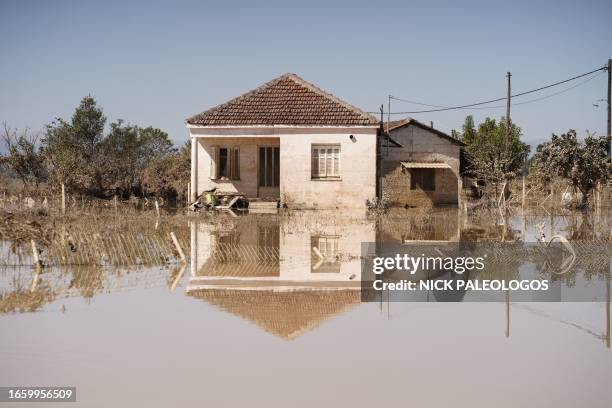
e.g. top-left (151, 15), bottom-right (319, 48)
top-left (1, 0), bottom-right (610, 148)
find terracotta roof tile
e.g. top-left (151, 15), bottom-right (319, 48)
top-left (187, 289), bottom-right (360, 340)
top-left (186, 73), bottom-right (378, 127)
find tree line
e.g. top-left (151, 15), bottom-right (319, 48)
top-left (453, 115), bottom-right (610, 207)
top-left (1, 96), bottom-right (190, 201)
top-left (2, 98), bottom-right (609, 208)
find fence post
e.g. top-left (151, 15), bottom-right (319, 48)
top-left (31, 239), bottom-right (41, 269)
top-left (61, 183), bottom-right (66, 215)
top-left (187, 182), bottom-right (191, 207)
top-left (170, 232), bottom-right (186, 262)
top-left (170, 263), bottom-right (187, 292)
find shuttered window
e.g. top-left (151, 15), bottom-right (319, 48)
top-left (231, 147), bottom-right (240, 180)
top-left (311, 145), bottom-right (340, 179)
top-left (210, 146), bottom-right (240, 180)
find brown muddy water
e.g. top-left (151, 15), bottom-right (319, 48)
top-left (1, 208), bottom-right (611, 407)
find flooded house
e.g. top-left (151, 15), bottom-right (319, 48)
top-left (381, 119), bottom-right (464, 207)
top-left (186, 73), bottom-right (379, 210)
top-left (186, 74), bottom-right (465, 210)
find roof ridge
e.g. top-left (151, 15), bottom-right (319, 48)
top-left (185, 74), bottom-right (289, 123)
top-left (281, 73), bottom-right (377, 123)
top-left (386, 117), bottom-right (464, 146)
top-left (185, 73), bottom-right (378, 126)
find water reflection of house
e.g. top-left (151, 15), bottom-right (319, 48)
top-left (377, 208), bottom-right (461, 243)
top-left (186, 214), bottom-right (374, 339)
top-left (187, 289), bottom-right (360, 340)
top-left (372, 208), bottom-right (465, 302)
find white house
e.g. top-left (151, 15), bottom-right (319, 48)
top-left (186, 73), bottom-right (379, 210)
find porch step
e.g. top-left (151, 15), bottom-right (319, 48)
top-left (249, 200), bottom-right (279, 209)
top-left (248, 199), bottom-right (279, 213)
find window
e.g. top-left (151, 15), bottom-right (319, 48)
top-left (311, 235), bottom-right (341, 273)
top-left (210, 146), bottom-right (240, 180)
top-left (219, 148), bottom-right (229, 178)
top-left (311, 145), bottom-right (340, 179)
top-left (410, 168), bottom-right (435, 191)
top-left (258, 146), bottom-right (279, 187)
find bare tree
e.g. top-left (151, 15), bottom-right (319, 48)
top-left (1, 122), bottom-right (47, 188)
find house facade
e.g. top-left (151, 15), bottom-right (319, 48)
top-left (186, 73), bottom-right (379, 210)
top-left (381, 119), bottom-right (463, 207)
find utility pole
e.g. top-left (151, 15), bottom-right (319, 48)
top-left (377, 105), bottom-right (384, 199)
top-left (505, 72), bottom-right (512, 147)
top-left (387, 95), bottom-right (391, 156)
top-left (607, 58), bottom-right (611, 158)
top-left (499, 71), bottom-right (512, 211)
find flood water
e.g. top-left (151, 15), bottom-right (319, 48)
top-left (1, 208), bottom-right (611, 407)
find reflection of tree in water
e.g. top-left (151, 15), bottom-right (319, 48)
top-left (461, 209), bottom-right (520, 243)
top-left (459, 211), bottom-right (523, 282)
top-left (565, 212), bottom-right (597, 241)
top-left (528, 212), bottom-right (610, 287)
top-left (533, 241), bottom-right (610, 288)
top-left (460, 224), bottom-right (518, 243)
top-left (0, 281), bottom-right (55, 314)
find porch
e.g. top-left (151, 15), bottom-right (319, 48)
top-left (191, 137), bottom-right (280, 202)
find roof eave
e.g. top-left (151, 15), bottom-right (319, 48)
top-left (389, 119), bottom-right (465, 146)
top-left (186, 123), bottom-right (379, 129)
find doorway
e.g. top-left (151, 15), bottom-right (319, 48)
top-left (258, 146), bottom-right (280, 198)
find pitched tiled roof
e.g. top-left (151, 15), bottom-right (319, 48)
top-left (385, 118), bottom-right (465, 146)
top-left (186, 73), bottom-right (378, 127)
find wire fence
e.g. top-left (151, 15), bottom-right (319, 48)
top-left (0, 231), bottom-right (190, 268)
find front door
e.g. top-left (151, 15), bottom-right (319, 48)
top-left (258, 146), bottom-right (280, 198)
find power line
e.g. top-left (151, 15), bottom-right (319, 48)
top-left (458, 70), bottom-right (605, 110)
top-left (388, 96), bottom-right (449, 108)
top-left (391, 71), bottom-right (603, 110)
top-left (374, 65), bottom-right (607, 115)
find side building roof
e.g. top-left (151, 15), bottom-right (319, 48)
top-left (385, 118), bottom-right (465, 146)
